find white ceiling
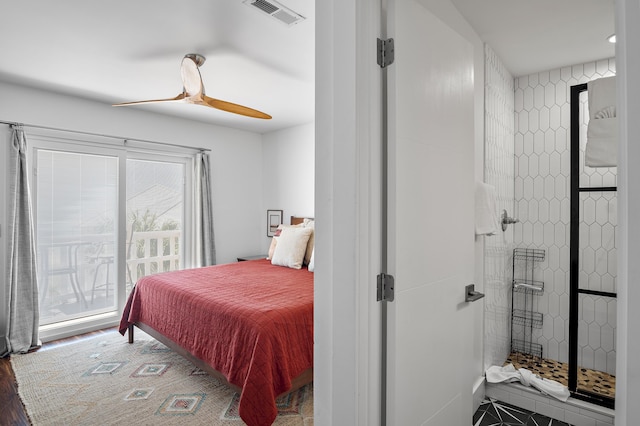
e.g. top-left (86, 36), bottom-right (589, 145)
top-left (0, 0), bottom-right (315, 134)
top-left (0, 1), bottom-right (615, 134)
top-left (450, 0), bottom-right (616, 77)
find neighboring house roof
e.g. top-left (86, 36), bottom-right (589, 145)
top-left (126, 184), bottom-right (183, 227)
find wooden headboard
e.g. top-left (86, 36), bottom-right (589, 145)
top-left (291, 216), bottom-right (313, 225)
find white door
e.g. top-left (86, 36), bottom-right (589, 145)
top-left (386, 1), bottom-right (477, 424)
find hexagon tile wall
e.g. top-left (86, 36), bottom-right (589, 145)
top-left (483, 45), bottom-right (516, 372)
top-left (514, 58), bottom-right (617, 375)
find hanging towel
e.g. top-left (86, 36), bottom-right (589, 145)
top-left (475, 181), bottom-right (499, 236)
top-left (486, 364), bottom-right (570, 402)
top-left (586, 76), bottom-right (618, 167)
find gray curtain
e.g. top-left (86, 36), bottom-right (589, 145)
top-left (2, 126), bottom-right (40, 356)
top-left (196, 152), bottom-right (216, 266)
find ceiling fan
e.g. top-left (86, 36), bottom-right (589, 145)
top-left (113, 53), bottom-right (272, 120)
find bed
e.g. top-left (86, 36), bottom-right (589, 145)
top-left (118, 217), bottom-right (314, 426)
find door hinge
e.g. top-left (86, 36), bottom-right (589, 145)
top-left (377, 38), bottom-right (395, 68)
top-left (377, 273), bottom-right (395, 302)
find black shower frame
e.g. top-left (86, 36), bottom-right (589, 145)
top-left (569, 83), bottom-right (616, 409)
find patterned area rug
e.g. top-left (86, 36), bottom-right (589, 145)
top-left (11, 330), bottom-right (313, 425)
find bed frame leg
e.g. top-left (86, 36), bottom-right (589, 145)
top-left (128, 325), bottom-right (134, 344)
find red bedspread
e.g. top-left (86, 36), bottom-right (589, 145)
top-left (118, 259), bottom-right (313, 426)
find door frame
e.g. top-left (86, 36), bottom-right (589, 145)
top-left (315, 0), bottom-right (487, 424)
top-left (314, 0), bottom-right (382, 425)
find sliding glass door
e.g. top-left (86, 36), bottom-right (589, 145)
top-left (126, 157), bottom-right (186, 291)
top-left (32, 138), bottom-right (192, 333)
top-left (35, 147), bottom-right (120, 325)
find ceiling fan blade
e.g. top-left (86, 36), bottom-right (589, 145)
top-left (112, 93), bottom-right (186, 107)
top-left (202, 95), bottom-right (272, 120)
top-left (113, 54), bottom-right (270, 120)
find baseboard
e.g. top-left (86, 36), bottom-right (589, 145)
top-left (472, 376), bottom-right (486, 415)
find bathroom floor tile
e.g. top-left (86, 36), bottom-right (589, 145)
top-left (473, 398), bottom-right (573, 426)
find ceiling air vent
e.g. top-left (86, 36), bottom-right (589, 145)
top-left (243, 0), bottom-right (306, 26)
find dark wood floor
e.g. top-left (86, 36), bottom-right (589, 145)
top-left (0, 328), bottom-right (116, 426)
top-left (0, 355), bottom-right (29, 426)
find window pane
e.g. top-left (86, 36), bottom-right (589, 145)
top-left (37, 150), bottom-right (118, 325)
top-left (126, 159), bottom-right (184, 292)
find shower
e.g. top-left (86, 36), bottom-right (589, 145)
top-left (483, 46), bottom-right (617, 409)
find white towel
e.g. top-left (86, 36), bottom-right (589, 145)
top-left (586, 76), bottom-right (617, 167)
top-left (486, 364), bottom-right (570, 402)
top-left (475, 182), bottom-right (499, 236)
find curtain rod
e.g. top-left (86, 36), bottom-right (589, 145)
top-left (0, 119), bottom-right (211, 152)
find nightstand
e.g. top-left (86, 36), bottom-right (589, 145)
top-left (237, 254), bottom-right (268, 262)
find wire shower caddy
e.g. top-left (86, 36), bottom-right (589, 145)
top-left (511, 248), bottom-right (545, 359)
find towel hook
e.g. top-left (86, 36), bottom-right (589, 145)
top-left (501, 209), bottom-right (519, 231)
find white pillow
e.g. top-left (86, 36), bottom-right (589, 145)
top-left (271, 227), bottom-right (313, 269)
top-left (267, 223), bottom-right (303, 260)
top-left (308, 248), bottom-right (315, 272)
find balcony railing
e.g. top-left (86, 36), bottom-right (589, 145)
top-left (127, 229), bottom-right (181, 288)
top-left (38, 230), bottom-right (182, 324)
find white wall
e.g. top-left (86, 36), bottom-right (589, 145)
top-left (261, 122), bottom-right (315, 252)
top-left (0, 81), bottom-right (265, 266)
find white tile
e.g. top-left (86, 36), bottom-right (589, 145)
top-left (485, 384), bottom-right (512, 403)
top-left (554, 174), bottom-right (567, 200)
top-left (581, 346), bottom-right (595, 369)
top-left (550, 105), bottom-right (561, 130)
top-left (544, 222), bottom-right (554, 246)
top-left (523, 390), bottom-right (551, 404)
top-left (515, 87), bottom-right (524, 111)
top-left (554, 316), bottom-right (565, 341)
top-left (533, 222), bottom-right (544, 246)
top-left (565, 410), bottom-right (597, 426)
top-left (529, 199), bottom-right (539, 223)
top-left (572, 64), bottom-right (585, 79)
top-left (534, 85), bottom-right (545, 109)
top-left (596, 60), bottom-right (610, 75)
top-left (523, 87), bottom-right (534, 112)
top-left (559, 293), bottom-right (569, 317)
top-left (560, 66), bottom-right (572, 83)
top-left (547, 338), bottom-right (559, 360)
top-left (550, 398), bottom-right (581, 413)
top-left (533, 173), bottom-right (545, 202)
top-left (601, 324), bottom-right (614, 352)
top-left (594, 348), bottom-right (607, 371)
top-left (529, 109), bottom-right (539, 132)
top-left (544, 175), bottom-right (555, 200)
top-left (529, 155), bottom-right (539, 178)
top-left (535, 400), bottom-right (566, 422)
top-left (549, 151), bottom-right (561, 176)
top-left (509, 393), bottom-right (536, 412)
top-left (519, 154), bottom-right (529, 177)
top-left (519, 111), bottom-right (529, 132)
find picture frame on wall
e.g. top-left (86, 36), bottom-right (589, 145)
top-left (267, 209), bottom-right (283, 236)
